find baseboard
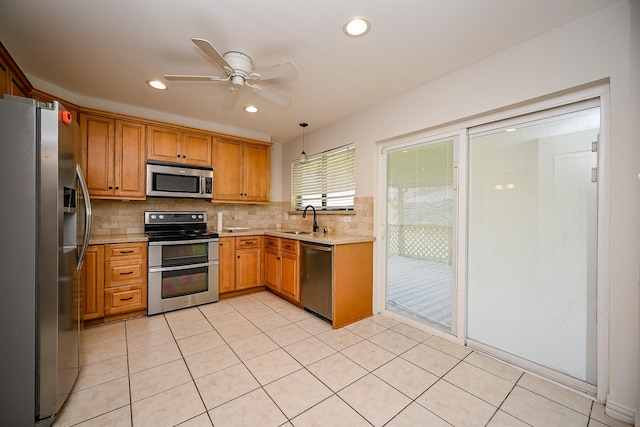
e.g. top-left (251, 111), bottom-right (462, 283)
top-left (605, 397), bottom-right (636, 425)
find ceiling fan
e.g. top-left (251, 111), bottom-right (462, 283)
top-left (164, 38), bottom-right (298, 108)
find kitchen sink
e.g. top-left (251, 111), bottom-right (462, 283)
top-left (282, 230), bottom-right (313, 235)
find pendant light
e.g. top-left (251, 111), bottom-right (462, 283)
top-left (299, 122), bottom-right (308, 164)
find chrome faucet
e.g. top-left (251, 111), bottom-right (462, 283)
top-left (302, 205), bottom-right (319, 232)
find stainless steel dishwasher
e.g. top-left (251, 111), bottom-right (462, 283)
top-left (300, 242), bottom-right (333, 322)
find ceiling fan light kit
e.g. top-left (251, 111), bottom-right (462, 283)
top-left (164, 38), bottom-right (298, 109)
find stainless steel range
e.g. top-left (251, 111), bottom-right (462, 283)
top-left (145, 211), bottom-right (219, 315)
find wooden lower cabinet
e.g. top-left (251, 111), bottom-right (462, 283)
top-left (332, 242), bottom-right (373, 329)
top-left (264, 237), bottom-right (300, 302)
top-left (82, 245), bottom-right (104, 321)
top-left (82, 242), bottom-right (148, 324)
top-left (219, 236), bottom-right (263, 295)
top-left (104, 284), bottom-right (147, 316)
top-left (218, 237), bottom-right (236, 293)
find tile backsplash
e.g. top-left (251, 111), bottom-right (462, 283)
top-left (90, 197), bottom-right (373, 237)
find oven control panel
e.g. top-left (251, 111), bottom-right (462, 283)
top-left (145, 211), bottom-right (206, 225)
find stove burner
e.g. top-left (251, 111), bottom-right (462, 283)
top-left (144, 211), bottom-right (219, 242)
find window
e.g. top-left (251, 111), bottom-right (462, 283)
top-left (291, 145), bottom-right (355, 210)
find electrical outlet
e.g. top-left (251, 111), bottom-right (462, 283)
top-left (343, 216), bottom-right (351, 223)
top-left (284, 213), bottom-right (289, 221)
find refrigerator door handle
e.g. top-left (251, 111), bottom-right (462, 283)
top-left (76, 164), bottom-right (92, 271)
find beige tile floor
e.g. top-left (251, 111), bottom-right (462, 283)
top-left (54, 291), bottom-right (632, 427)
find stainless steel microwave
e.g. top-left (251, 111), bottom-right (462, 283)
top-left (146, 162), bottom-right (213, 199)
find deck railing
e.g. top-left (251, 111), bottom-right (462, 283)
top-left (387, 224), bottom-right (452, 263)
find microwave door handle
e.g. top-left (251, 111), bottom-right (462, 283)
top-left (201, 176), bottom-right (205, 195)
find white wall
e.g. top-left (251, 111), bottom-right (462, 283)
top-left (281, 1), bottom-right (639, 420)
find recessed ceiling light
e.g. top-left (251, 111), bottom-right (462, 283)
top-left (343, 16), bottom-right (370, 37)
top-left (244, 106), bottom-right (258, 113)
top-left (147, 80), bottom-right (167, 90)
top-left (505, 128), bottom-right (517, 132)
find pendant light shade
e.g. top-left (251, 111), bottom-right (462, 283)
top-left (299, 122), bottom-right (308, 164)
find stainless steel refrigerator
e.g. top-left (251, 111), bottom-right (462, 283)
top-left (0, 95), bottom-right (92, 426)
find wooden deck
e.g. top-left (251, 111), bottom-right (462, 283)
top-left (386, 255), bottom-right (452, 331)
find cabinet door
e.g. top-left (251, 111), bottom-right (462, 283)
top-left (105, 242), bottom-right (147, 261)
top-left (82, 245), bottom-right (104, 321)
top-left (213, 138), bottom-right (244, 201)
top-left (235, 248), bottom-right (262, 290)
top-left (147, 125), bottom-right (182, 163)
top-left (264, 249), bottom-right (279, 291)
top-left (104, 284), bottom-right (147, 315)
top-left (218, 237), bottom-right (236, 293)
top-left (243, 142), bottom-right (270, 202)
top-left (280, 251), bottom-right (300, 302)
top-left (0, 58), bottom-right (8, 96)
top-left (114, 120), bottom-right (146, 199)
top-left (105, 259), bottom-right (146, 288)
top-left (10, 73), bottom-right (28, 97)
top-left (182, 132), bottom-right (212, 167)
top-left (82, 114), bottom-right (116, 197)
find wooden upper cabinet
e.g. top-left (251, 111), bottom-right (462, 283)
top-left (0, 59), bottom-right (8, 96)
top-left (83, 114), bottom-right (114, 197)
top-left (243, 142), bottom-right (271, 202)
top-left (147, 125), bottom-right (181, 163)
top-left (147, 125), bottom-right (212, 167)
top-left (213, 138), bottom-right (243, 200)
top-left (0, 41), bottom-right (32, 98)
top-left (213, 137), bottom-right (271, 203)
top-left (183, 132), bottom-right (212, 166)
top-left (115, 120), bottom-right (146, 199)
top-left (82, 113), bottom-right (146, 200)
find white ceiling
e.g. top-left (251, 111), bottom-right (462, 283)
top-left (0, 0), bottom-right (618, 143)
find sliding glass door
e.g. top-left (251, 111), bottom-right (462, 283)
top-left (466, 103), bottom-right (600, 391)
top-left (385, 136), bottom-right (457, 334)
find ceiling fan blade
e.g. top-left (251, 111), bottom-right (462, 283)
top-left (251, 62), bottom-right (298, 81)
top-left (191, 38), bottom-right (233, 75)
top-left (222, 89), bottom-right (238, 109)
top-left (164, 74), bottom-right (228, 82)
top-left (254, 86), bottom-right (292, 107)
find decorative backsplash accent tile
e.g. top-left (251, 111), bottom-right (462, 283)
top-left (90, 197), bottom-right (373, 237)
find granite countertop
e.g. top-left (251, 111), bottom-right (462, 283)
top-left (88, 230), bottom-right (374, 246)
top-left (217, 228), bottom-right (374, 245)
top-left (89, 233), bottom-right (148, 245)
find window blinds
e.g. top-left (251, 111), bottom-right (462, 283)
top-left (291, 145), bottom-right (355, 210)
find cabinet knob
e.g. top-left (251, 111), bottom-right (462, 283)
top-left (108, 186), bottom-right (113, 189)
top-left (177, 154), bottom-right (180, 157)
top-left (237, 255), bottom-right (240, 259)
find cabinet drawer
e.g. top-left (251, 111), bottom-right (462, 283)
top-left (264, 237), bottom-right (279, 250)
top-left (105, 242), bottom-right (147, 261)
top-left (105, 259), bottom-right (146, 287)
top-left (236, 236), bottom-right (261, 249)
top-left (104, 284), bottom-right (147, 315)
top-left (281, 239), bottom-right (299, 255)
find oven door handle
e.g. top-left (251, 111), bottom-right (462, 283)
top-left (148, 261), bottom-right (215, 273)
top-left (148, 238), bottom-right (219, 246)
